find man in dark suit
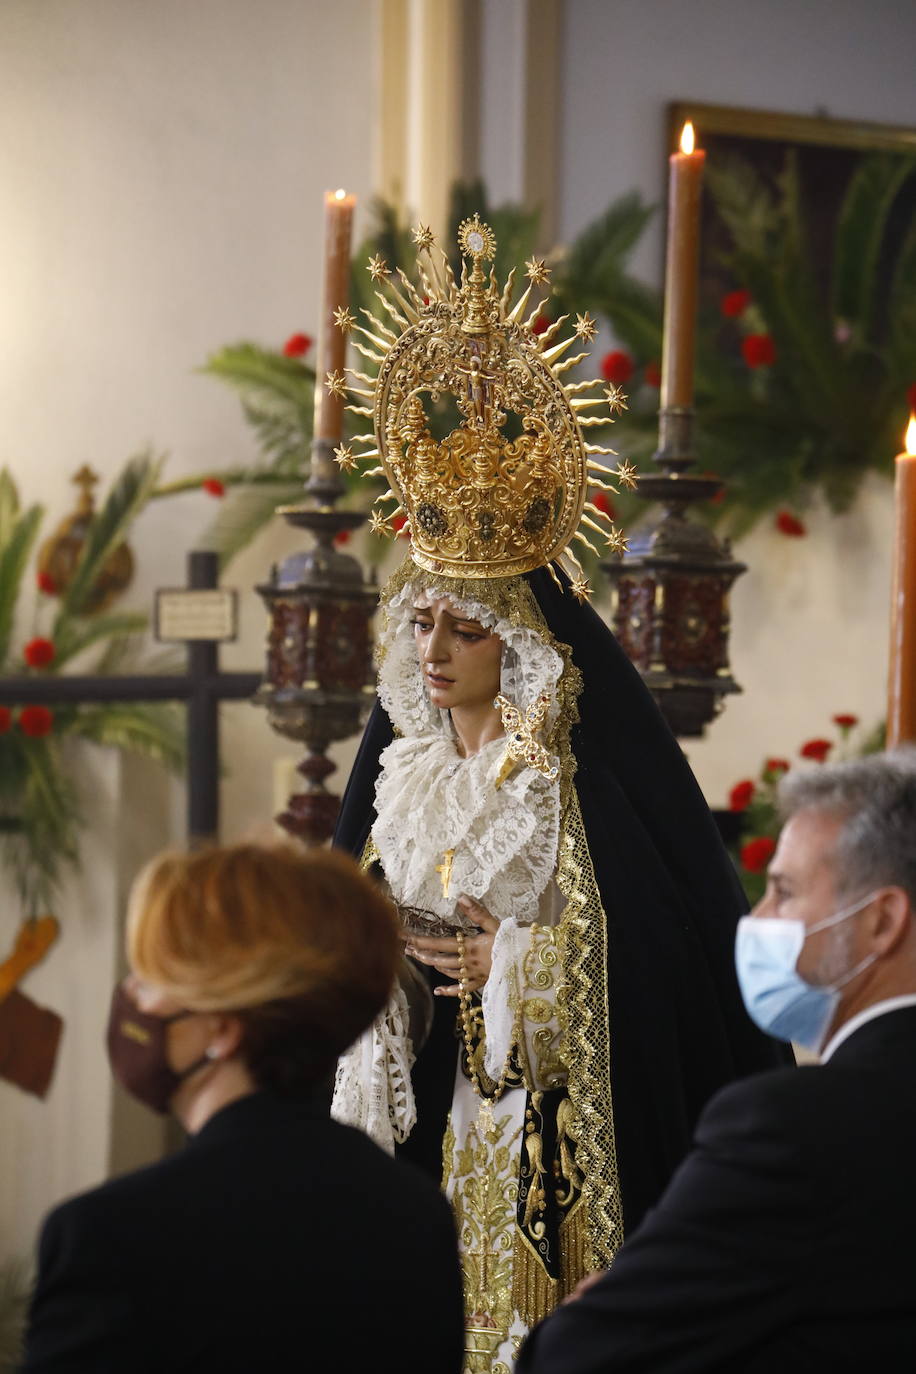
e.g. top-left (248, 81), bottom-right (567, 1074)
top-left (517, 749), bottom-right (916, 1373)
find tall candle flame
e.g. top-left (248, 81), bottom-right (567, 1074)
top-left (334, 188), bottom-right (347, 201)
top-left (680, 122), bottom-right (696, 156)
top-left (906, 415), bottom-right (916, 455)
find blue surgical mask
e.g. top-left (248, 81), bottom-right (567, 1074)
top-left (735, 890), bottom-right (879, 1052)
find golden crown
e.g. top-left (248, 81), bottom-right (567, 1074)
top-left (328, 216), bottom-right (636, 601)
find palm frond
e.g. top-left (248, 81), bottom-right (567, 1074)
top-left (0, 502), bottom-right (44, 667)
top-left (833, 153), bottom-right (916, 338)
top-left (201, 343), bottom-right (316, 419)
top-left (0, 1257), bottom-right (31, 1371)
top-left (560, 192), bottom-right (657, 287)
top-left (91, 634), bottom-right (182, 677)
top-left (53, 612), bottom-right (149, 670)
top-left (704, 155), bottom-right (779, 257)
top-left (54, 451), bottom-right (162, 624)
top-left (0, 468), bottom-right (21, 550)
top-left (67, 703), bottom-right (185, 771)
top-left (195, 480), bottom-right (304, 569)
top-left (5, 736), bottom-right (82, 915)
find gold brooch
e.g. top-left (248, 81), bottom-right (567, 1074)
top-left (493, 691), bottom-right (558, 786)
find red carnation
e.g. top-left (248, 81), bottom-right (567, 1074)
top-left (800, 738), bottom-right (832, 763)
top-left (333, 529), bottom-right (351, 547)
top-left (721, 288), bottom-right (752, 318)
top-left (644, 360), bottom-right (662, 387)
top-left (392, 514), bottom-right (410, 540)
top-left (282, 332), bottom-right (312, 358)
top-left (832, 712), bottom-right (858, 731)
top-left (765, 757), bottom-right (790, 775)
top-left (0, 706), bottom-right (11, 734)
top-left (907, 383), bottom-right (916, 412)
top-left (19, 705), bottom-right (54, 738)
top-left (591, 490), bottom-right (617, 520)
top-left (23, 637), bottom-right (55, 669)
top-left (36, 571), bottom-right (57, 595)
top-left (775, 509), bottom-right (806, 537)
top-left (601, 350), bottom-right (634, 386)
top-left (729, 779), bottom-right (756, 812)
top-left (741, 333), bottom-right (776, 368)
top-left (740, 836), bottom-right (776, 873)
top-left (532, 313), bottom-right (551, 336)
top-left (202, 479), bottom-right (225, 498)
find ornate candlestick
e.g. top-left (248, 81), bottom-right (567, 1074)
top-left (602, 406), bottom-right (746, 738)
top-left (254, 190), bottom-right (376, 845)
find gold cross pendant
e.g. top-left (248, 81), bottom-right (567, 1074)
top-left (435, 848), bottom-right (455, 899)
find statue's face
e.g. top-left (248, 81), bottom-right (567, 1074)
top-left (410, 596), bottom-right (503, 714)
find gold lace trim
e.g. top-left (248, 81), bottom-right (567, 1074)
top-left (514, 923), bottom-right (566, 1091)
top-left (556, 788), bottom-right (622, 1268)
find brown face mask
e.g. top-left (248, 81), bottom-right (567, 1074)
top-left (106, 981), bottom-right (211, 1115)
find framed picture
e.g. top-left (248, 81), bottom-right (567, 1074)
top-left (666, 101), bottom-right (916, 313)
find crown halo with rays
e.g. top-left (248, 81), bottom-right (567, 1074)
top-left (327, 215), bottom-right (636, 602)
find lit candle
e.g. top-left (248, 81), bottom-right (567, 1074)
top-left (314, 188), bottom-right (356, 442)
top-left (660, 121), bottom-right (706, 411)
top-left (887, 416), bottom-right (916, 747)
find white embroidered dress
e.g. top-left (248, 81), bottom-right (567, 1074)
top-left (332, 580), bottom-right (568, 1373)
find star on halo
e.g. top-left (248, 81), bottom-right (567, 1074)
top-left (615, 459), bottom-right (638, 490)
top-left (367, 254), bottom-right (389, 282)
top-left (369, 509), bottom-right (393, 537)
top-left (575, 313), bottom-right (598, 343)
top-left (525, 257), bottom-right (551, 286)
top-left (604, 384), bottom-right (628, 415)
top-left (411, 223), bottom-right (435, 251)
top-left (333, 444), bottom-right (356, 471)
top-left (325, 370), bottom-right (348, 398)
top-left (605, 527), bottom-right (629, 556)
top-left (570, 576), bottom-right (593, 603)
top-left (333, 306), bottom-right (356, 333)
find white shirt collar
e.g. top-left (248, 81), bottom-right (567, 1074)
top-left (819, 994), bottom-right (916, 1062)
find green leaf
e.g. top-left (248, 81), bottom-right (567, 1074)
top-left (54, 451), bottom-right (162, 624)
top-left (201, 343), bottom-right (316, 421)
top-left (67, 703), bottom-right (185, 772)
top-left (0, 468), bottom-right (21, 550)
top-left (195, 480), bottom-right (305, 569)
top-left (0, 1256), bottom-right (31, 1369)
top-left (0, 502), bottom-right (44, 666)
top-left (833, 153), bottom-right (916, 337)
top-left (52, 612), bottom-right (150, 670)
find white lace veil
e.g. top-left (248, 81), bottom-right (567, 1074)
top-left (377, 576), bottom-right (565, 740)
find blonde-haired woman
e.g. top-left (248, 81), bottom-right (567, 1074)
top-left (24, 842), bottom-right (463, 1374)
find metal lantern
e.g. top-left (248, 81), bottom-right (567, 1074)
top-left (254, 440), bottom-right (376, 845)
top-left (603, 407), bottom-right (746, 738)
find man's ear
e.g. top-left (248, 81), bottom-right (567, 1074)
top-left (869, 888), bottom-right (912, 955)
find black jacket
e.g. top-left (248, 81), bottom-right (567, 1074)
top-left (24, 1090), bottom-right (464, 1374)
top-left (516, 1005), bottom-right (916, 1373)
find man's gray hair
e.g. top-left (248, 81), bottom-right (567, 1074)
top-left (778, 747), bottom-right (916, 903)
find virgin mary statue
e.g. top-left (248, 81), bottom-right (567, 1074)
top-left (330, 217), bottom-right (784, 1374)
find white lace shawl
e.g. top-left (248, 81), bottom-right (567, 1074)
top-left (332, 577), bottom-right (564, 1149)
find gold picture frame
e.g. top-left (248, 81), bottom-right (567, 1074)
top-left (665, 100), bottom-right (916, 319)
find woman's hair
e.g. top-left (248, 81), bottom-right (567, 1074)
top-left (127, 842), bottom-right (399, 1094)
